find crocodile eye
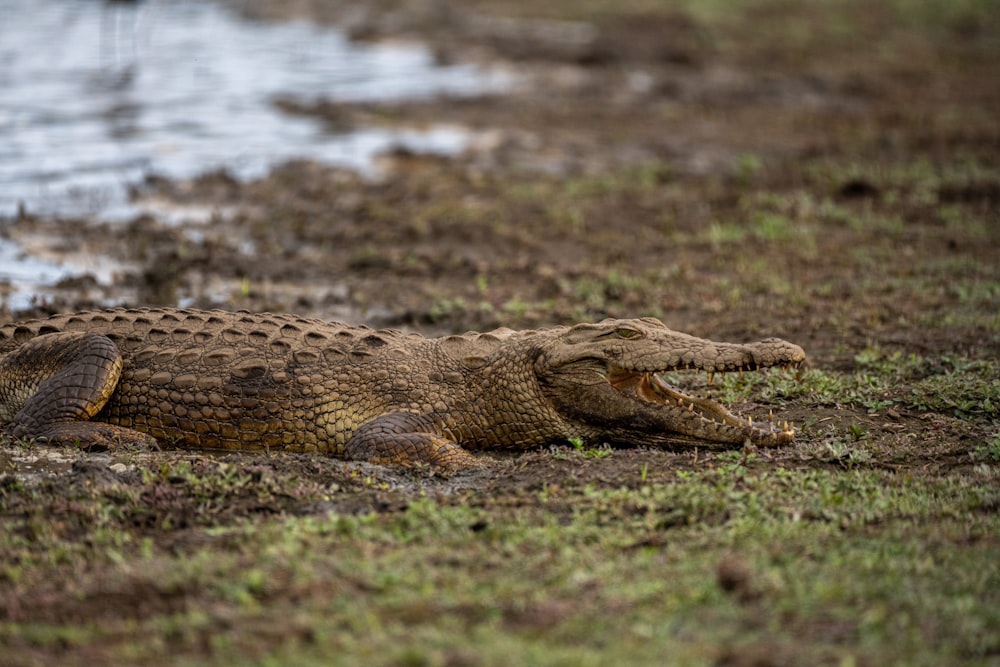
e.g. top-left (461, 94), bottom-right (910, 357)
top-left (615, 328), bottom-right (642, 340)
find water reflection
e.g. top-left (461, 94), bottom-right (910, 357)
top-left (0, 0), bottom-right (500, 218)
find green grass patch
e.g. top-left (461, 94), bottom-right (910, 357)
top-left (973, 433), bottom-right (1000, 463)
top-left (696, 350), bottom-right (1000, 421)
top-left (2, 465), bottom-right (996, 665)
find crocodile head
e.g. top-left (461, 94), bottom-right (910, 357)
top-left (534, 317), bottom-right (805, 448)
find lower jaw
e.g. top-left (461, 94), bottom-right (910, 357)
top-left (609, 371), bottom-right (795, 446)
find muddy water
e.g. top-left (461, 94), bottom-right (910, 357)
top-left (0, 0), bottom-right (503, 308)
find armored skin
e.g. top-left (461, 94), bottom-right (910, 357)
top-left (0, 308), bottom-right (804, 468)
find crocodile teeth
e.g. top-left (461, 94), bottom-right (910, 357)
top-left (646, 371), bottom-right (797, 444)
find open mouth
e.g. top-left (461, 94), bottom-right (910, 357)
top-left (607, 366), bottom-right (797, 445)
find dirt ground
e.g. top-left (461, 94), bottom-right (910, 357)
top-left (1, 1), bottom-right (998, 665)
top-left (6, 2), bottom-right (997, 355)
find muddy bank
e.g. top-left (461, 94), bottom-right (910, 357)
top-left (1, 2), bottom-right (999, 665)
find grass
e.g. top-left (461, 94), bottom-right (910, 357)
top-left (2, 460), bottom-right (997, 666)
top-left (974, 435), bottom-right (1000, 463)
top-left (698, 351), bottom-right (1000, 422)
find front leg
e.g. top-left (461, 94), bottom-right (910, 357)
top-left (0, 332), bottom-right (157, 449)
top-left (344, 412), bottom-right (479, 469)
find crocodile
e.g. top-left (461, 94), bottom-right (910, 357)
top-left (0, 308), bottom-right (805, 468)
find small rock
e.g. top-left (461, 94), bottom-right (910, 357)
top-left (716, 552), bottom-right (756, 601)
